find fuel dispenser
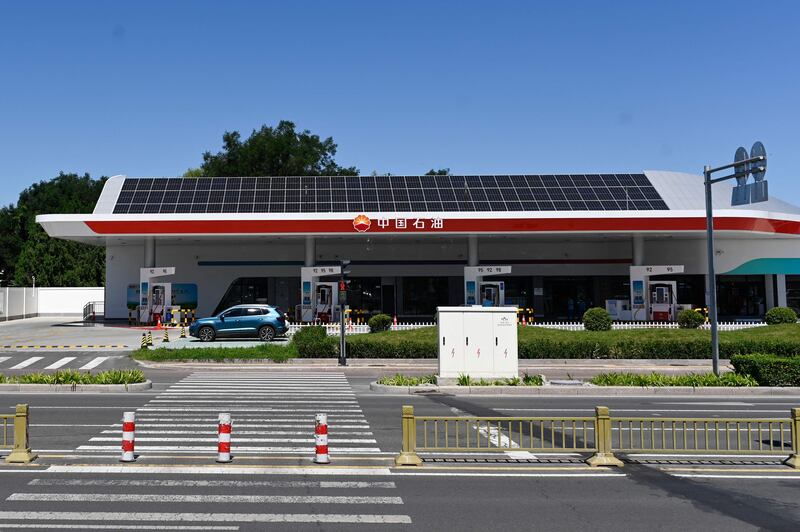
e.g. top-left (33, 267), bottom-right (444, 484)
top-left (649, 281), bottom-right (678, 322)
top-left (138, 267), bottom-right (176, 325)
top-left (314, 282), bottom-right (337, 323)
top-left (464, 265), bottom-right (511, 306)
top-left (479, 282), bottom-right (505, 307)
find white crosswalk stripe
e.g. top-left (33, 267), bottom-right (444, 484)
top-left (6, 372), bottom-right (411, 528)
top-left (0, 355), bottom-right (119, 371)
top-left (78, 356), bottom-right (110, 370)
top-left (9, 356), bottom-right (44, 369)
top-left (44, 357), bottom-right (77, 369)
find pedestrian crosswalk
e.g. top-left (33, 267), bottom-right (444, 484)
top-left (77, 372), bottom-right (383, 456)
top-left (0, 355), bottom-right (122, 372)
top-left (0, 474), bottom-right (412, 528)
top-left (1, 371), bottom-right (412, 529)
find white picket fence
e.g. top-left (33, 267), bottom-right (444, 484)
top-left (286, 322), bottom-right (436, 336)
top-left (528, 320), bottom-right (767, 332)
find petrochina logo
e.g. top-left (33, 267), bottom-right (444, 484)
top-left (353, 214), bottom-right (371, 232)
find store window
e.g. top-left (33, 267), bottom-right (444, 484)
top-left (346, 277), bottom-right (382, 316)
top-left (402, 277), bottom-right (450, 317)
top-left (786, 275), bottom-right (800, 314)
top-left (716, 275), bottom-right (766, 319)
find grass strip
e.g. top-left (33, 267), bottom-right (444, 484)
top-left (589, 372), bottom-right (757, 387)
top-left (0, 369), bottom-right (146, 385)
top-left (134, 343), bottom-right (297, 362)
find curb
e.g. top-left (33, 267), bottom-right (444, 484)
top-left (369, 381), bottom-right (800, 396)
top-left (0, 380), bottom-right (152, 393)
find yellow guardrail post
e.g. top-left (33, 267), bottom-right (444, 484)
top-left (785, 407), bottom-right (800, 469)
top-left (586, 406), bottom-right (623, 467)
top-left (395, 405), bottom-right (422, 466)
top-left (5, 404), bottom-right (36, 464)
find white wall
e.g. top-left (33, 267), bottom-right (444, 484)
top-left (38, 287), bottom-right (104, 316)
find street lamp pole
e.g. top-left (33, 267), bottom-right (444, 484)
top-left (703, 143), bottom-right (767, 376)
top-left (703, 165), bottom-right (720, 376)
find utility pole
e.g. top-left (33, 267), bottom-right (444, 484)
top-left (703, 142), bottom-right (768, 375)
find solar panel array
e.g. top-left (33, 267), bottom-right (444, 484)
top-left (112, 174), bottom-right (668, 214)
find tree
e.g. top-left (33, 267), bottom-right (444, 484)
top-left (2, 173), bottom-right (106, 286)
top-left (425, 168), bottom-right (450, 175)
top-left (196, 120), bottom-right (358, 177)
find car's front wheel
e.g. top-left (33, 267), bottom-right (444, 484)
top-left (198, 326), bottom-right (216, 342)
top-left (258, 325), bottom-right (275, 342)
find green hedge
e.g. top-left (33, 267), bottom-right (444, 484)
top-left (288, 324), bottom-right (800, 360)
top-left (0, 369), bottom-right (146, 385)
top-left (590, 371), bottom-right (756, 387)
top-left (368, 314), bottom-right (392, 333)
top-left (764, 307), bottom-right (797, 325)
top-left (291, 326), bottom-right (338, 358)
top-left (730, 353), bottom-right (800, 386)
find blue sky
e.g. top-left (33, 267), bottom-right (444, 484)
top-left (0, 1), bottom-right (797, 206)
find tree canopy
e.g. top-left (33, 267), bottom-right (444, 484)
top-left (186, 120), bottom-right (358, 177)
top-left (0, 173), bottom-right (106, 286)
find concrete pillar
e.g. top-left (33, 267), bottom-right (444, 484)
top-left (632, 235), bottom-right (644, 266)
top-left (304, 236), bottom-right (315, 267)
top-left (777, 274), bottom-right (788, 307)
top-left (467, 235), bottom-right (479, 267)
top-left (144, 237), bottom-right (156, 268)
top-left (765, 274), bottom-right (775, 310)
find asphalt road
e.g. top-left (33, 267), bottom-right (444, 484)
top-left (0, 366), bottom-right (798, 530)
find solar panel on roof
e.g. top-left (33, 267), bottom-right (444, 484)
top-left (112, 174), bottom-right (667, 214)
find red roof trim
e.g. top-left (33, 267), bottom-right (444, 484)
top-left (83, 216), bottom-right (800, 236)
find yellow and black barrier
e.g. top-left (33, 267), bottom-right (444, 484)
top-left (395, 405), bottom-right (800, 469)
top-left (1, 404), bottom-right (37, 464)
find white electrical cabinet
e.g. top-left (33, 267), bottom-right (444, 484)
top-left (437, 306), bottom-right (518, 380)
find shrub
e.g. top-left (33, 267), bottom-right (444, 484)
top-left (368, 314), bottom-right (392, 333)
top-left (590, 372), bottom-right (756, 387)
top-left (677, 309), bottom-right (705, 329)
top-left (730, 353), bottom-right (800, 386)
top-left (764, 307), bottom-right (797, 325)
top-left (291, 326), bottom-right (338, 358)
top-left (582, 307), bottom-right (612, 331)
top-left (0, 369), bottom-right (146, 385)
top-left (377, 373), bottom-right (437, 386)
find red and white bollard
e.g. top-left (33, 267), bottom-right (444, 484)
top-left (217, 412), bottom-right (232, 463)
top-left (314, 413), bottom-right (330, 464)
top-left (120, 411), bottom-right (136, 462)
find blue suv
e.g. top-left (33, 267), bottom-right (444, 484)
top-left (189, 304), bottom-right (288, 342)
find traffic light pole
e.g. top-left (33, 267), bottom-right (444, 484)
top-left (338, 276), bottom-right (347, 367)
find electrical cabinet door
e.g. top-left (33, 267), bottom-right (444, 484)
top-left (437, 310), bottom-right (465, 378)
top-left (463, 312), bottom-right (493, 376)
top-left (492, 311), bottom-right (518, 377)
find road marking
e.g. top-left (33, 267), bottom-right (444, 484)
top-left (138, 408), bottom-right (364, 413)
top-left (75, 446), bottom-right (383, 453)
top-left (656, 402), bottom-right (755, 406)
top-left (9, 493), bottom-right (404, 505)
top-left (0, 512), bottom-right (412, 524)
top-left (28, 479), bottom-right (397, 488)
top-left (670, 474), bottom-right (800, 479)
top-left (10, 357), bottom-right (43, 369)
top-left (500, 408), bottom-right (791, 414)
top-left (88, 437), bottom-right (378, 443)
top-left (100, 430), bottom-right (375, 436)
top-left (660, 467), bottom-right (798, 473)
top-left (390, 472), bottom-right (625, 478)
top-left (79, 356), bottom-right (110, 370)
top-left (0, 526), bottom-right (238, 530)
top-left (43, 357), bottom-right (77, 369)
top-left (148, 400), bottom-right (360, 404)
top-left (31, 424), bottom-right (113, 428)
top-left (0, 357), bottom-right (10, 365)
top-left (630, 454), bottom-right (788, 459)
top-left (46, 464), bottom-right (393, 475)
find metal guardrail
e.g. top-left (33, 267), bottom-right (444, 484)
top-left (82, 301), bottom-right (105, 322)
top-left (395, 405), bottom-right (800, 469)
top-left (0, 404), bottom-right (37, 464)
